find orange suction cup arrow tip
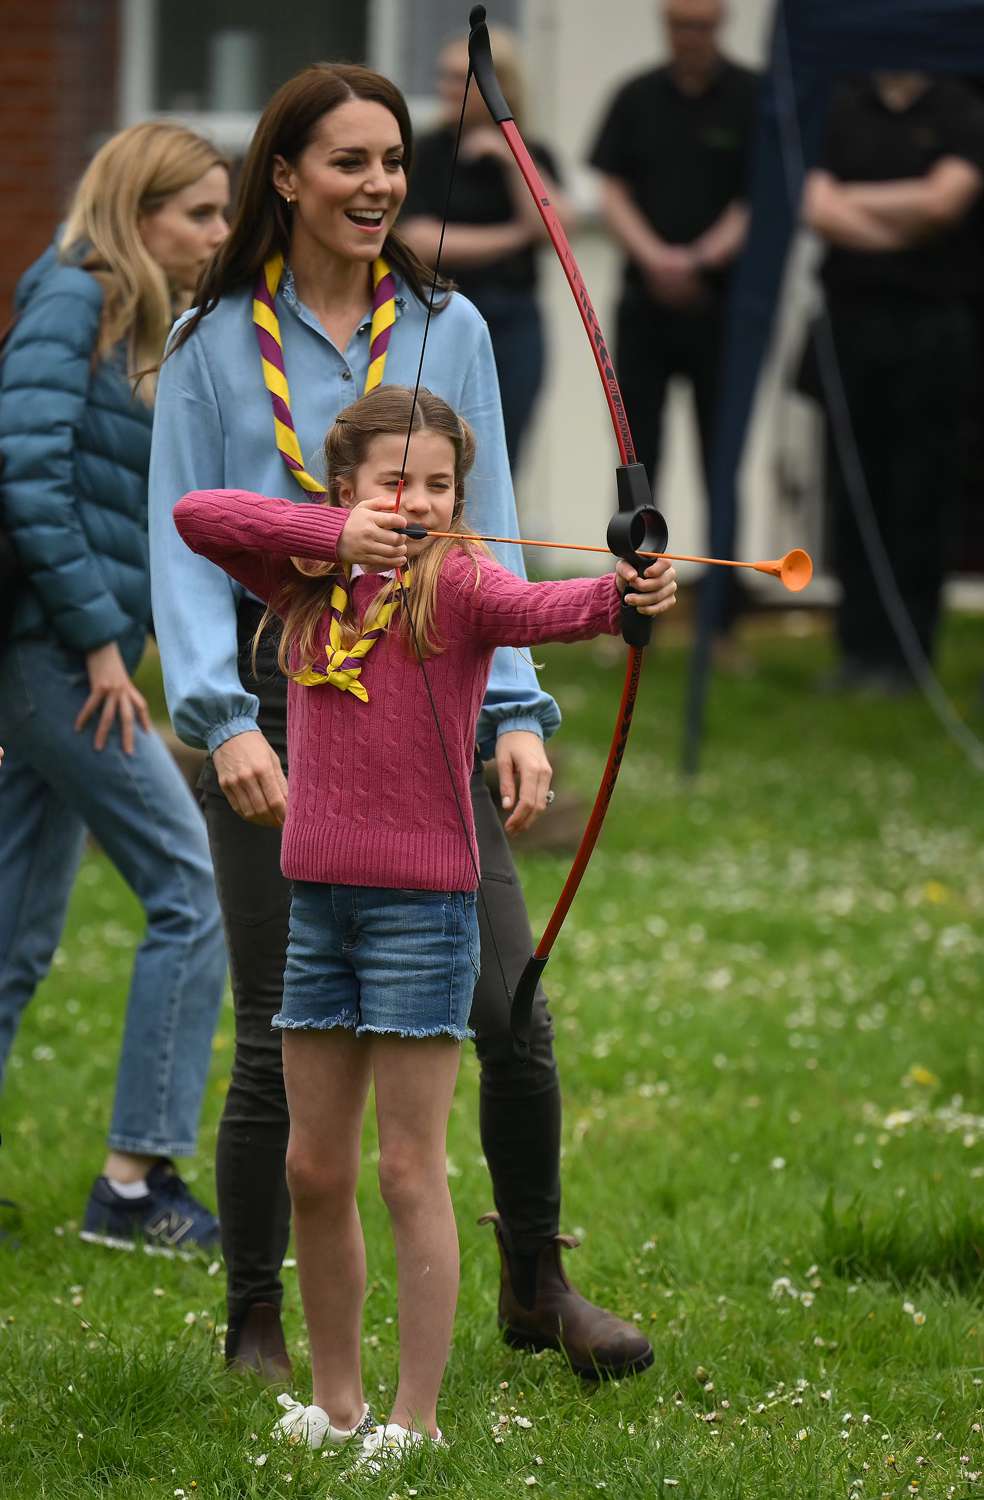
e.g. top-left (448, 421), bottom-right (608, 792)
top-left (753, 548), bottom-right (813, 592)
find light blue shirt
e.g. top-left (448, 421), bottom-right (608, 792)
top-left (148, 274), bottom-right (560, 758)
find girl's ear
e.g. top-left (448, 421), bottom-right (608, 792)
top-left (336, 477), bottom-right (357, 508)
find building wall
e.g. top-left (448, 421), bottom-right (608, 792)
top-left (0, 0), bottom-right (119, 315)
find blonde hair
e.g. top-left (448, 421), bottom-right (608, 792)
top-left (443, 26), bottom-right (527, 130)
top-left (260, 386), bottom-right (484, 679)
top-left (60, 122), bottom-right (225, 400)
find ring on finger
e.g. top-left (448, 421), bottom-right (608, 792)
top-left (545, 789), bottom-right (555, 807)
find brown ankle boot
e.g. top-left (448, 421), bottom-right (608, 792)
top-left (479, 1212), bottom-right (654, 1380)
top-left (225, 1301), bottom-right (292, 1384)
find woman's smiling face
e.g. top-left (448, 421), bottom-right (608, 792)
top-left (272, 98), bottom-right (407, 264)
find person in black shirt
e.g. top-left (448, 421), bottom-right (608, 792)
top-left (402, 28), bottom-right (573, 470)
top-left (588, 0), bottom-right (758, 510)
top-left (806, 73), bottom-right (984, 691)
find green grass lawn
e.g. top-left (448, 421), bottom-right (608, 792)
top-left (2, 612), bottom-right (984, 1499)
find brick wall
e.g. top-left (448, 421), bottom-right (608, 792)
top-left (0, 0), bottom-right (119, 316)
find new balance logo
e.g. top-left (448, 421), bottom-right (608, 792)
top-left (145, 1210), bottom-right (195, 1246)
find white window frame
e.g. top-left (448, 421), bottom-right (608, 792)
top-left (119, 0), bottom-right (447, 150)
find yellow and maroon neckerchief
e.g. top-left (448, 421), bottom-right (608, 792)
top-left (251, 252), bottom-right (401, 699)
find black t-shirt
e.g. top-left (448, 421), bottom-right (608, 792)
top-left (588, 60), bottom-right (759, 292)
top-left (820, 78), bottom-right (984, 302)
top-left (403, 126), bottom-right (561, 299)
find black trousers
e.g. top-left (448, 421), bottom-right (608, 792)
top-left (203, 610), bottom-right (562, 1324)
top-left (615, 288), bottom-right (727, 497)
top-left (827, 296), bottom-right (975, 675)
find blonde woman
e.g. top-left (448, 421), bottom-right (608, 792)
top-left (0, 123), bottom-right (230, 1251)
top-left (401, 28), bottom-right (574, 468)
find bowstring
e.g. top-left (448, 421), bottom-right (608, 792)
top-left (394, 60), bottom-right (515, 1011)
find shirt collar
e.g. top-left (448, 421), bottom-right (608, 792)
top-left (350, 564), bottom-right (395, 580)
top-left (280, 261), bottom-right (407, 333)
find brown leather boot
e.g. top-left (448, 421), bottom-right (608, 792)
top-left (479, 1212), bottom-right (654, 1380)
top-left (225, 1301), bottom-right (292, 1384)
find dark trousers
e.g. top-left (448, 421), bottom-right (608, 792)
top-left (204, 611), bottom-right (562, 1324)
top-left (616, 289), bottom-right (741, 629)
top-left (470, 289), bottom-right (545, 473)
top-left (615, 288), bottom-right (726, 497)
top-left (827, 296), bottom-right (975, 675)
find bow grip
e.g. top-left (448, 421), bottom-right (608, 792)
top-left (468, 6), bottom-right (514, 124)
top-left (608, 465), bottom-right (668, 648)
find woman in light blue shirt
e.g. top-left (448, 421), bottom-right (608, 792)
top-left (149, 62), bottom-right (652, 1393)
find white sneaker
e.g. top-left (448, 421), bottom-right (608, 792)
top-left (272, 1392), bottom-right (375, 1449)
top-left (351, 1422), bottom-right (443, 1475)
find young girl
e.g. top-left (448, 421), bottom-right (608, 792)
top-left (173, 385), bottom-right (676, 1465)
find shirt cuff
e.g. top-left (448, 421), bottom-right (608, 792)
top-left (205, 714), bottom-right (262, 755)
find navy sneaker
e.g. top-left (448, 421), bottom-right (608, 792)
top-left (80, 1160), bottom-right (220, 1257)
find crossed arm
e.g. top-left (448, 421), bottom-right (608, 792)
top-left (804, 156), bottom-right (984, 252)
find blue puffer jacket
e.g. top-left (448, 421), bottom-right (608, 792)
top-left (0, 244), bottom-right (155, 671)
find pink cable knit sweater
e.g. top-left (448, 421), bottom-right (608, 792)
top-left (174, 489), bottom-right (621, 891)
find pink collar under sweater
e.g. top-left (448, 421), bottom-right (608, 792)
top-left (174, 488), bottom-right (622, 891)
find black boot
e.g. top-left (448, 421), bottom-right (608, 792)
top-left (225, 1301), bottom-right (292, 1383)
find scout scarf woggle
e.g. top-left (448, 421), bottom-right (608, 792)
top-left (252, 252), bottom-right (405, 700)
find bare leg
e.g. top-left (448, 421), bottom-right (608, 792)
top-left (102, 1151), bottom-right (158, 1181)
top-left (283, 1029), bottom-right (372, 1428)
top-left (372, 1035), bottom-right (461, 1438)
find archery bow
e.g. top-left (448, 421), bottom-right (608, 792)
top-left (466, 6), bottom-right (671, 1055)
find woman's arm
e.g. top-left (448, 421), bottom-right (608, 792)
top-left (149, 327), bottom-right (267, 752)
top-left (0, 270), bottom-right (130, 652)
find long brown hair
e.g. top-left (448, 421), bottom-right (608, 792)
top-left (60, 122), bottom-right (225, 400)
top-left (171, 63), bottom-right (448, 356)
top-left (259, 386), bottom-right (483, 678)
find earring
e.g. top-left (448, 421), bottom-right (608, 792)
top-left (282, 195), bottom-right (294, 208)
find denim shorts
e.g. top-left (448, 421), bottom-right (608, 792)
top-left (274, 882), bottom-right (480, 1040)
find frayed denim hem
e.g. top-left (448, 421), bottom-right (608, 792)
top-left (272, 1014), bottom-right (359, 1032)
top-left (355, 1023), bottom-right (475, 1042)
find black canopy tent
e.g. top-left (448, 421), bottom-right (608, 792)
top-left (684, 0), bottom-right (984, 773)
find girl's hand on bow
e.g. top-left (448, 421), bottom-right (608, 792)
top-left (615, 557), bottom-right (677, 616)
top-left (337, 497), bottom-right (410, 571)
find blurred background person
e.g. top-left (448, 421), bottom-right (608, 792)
top-left (0, 122), bottom-right (230, 1250)
top-left (588, 0), bottom-right (758, 638)
top-left (401, 27), bottom-right (574, 472)
top-left (805, 72), bottom-right (984, 693)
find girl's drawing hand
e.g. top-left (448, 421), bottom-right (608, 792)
top-left (615, 557), bottom-right (677, 616)
top-left (337, 497), bottom-right (410, 572)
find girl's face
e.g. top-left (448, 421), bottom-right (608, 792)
top-left (138, 164), bottom-right (230, 291)
top-left (272, 99), bottom-right (407, 265)
top-left (338, 430), bottom-right (458, 557)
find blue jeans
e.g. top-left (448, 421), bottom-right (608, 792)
top-left (277, 882), bottom-right (479, 1040)
top-left (0, 637), bottom-right (227, 1156)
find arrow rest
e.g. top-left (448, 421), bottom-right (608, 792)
top-left (608, 463), bottom-right (668, 648)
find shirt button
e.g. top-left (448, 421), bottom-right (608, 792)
top-left (341, 370), bottom-right (353, 381)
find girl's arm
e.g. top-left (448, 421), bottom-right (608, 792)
top-left (173, 488), bottom-right (349, 604)
top-left (442, 552), bottom-right (622, 646)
